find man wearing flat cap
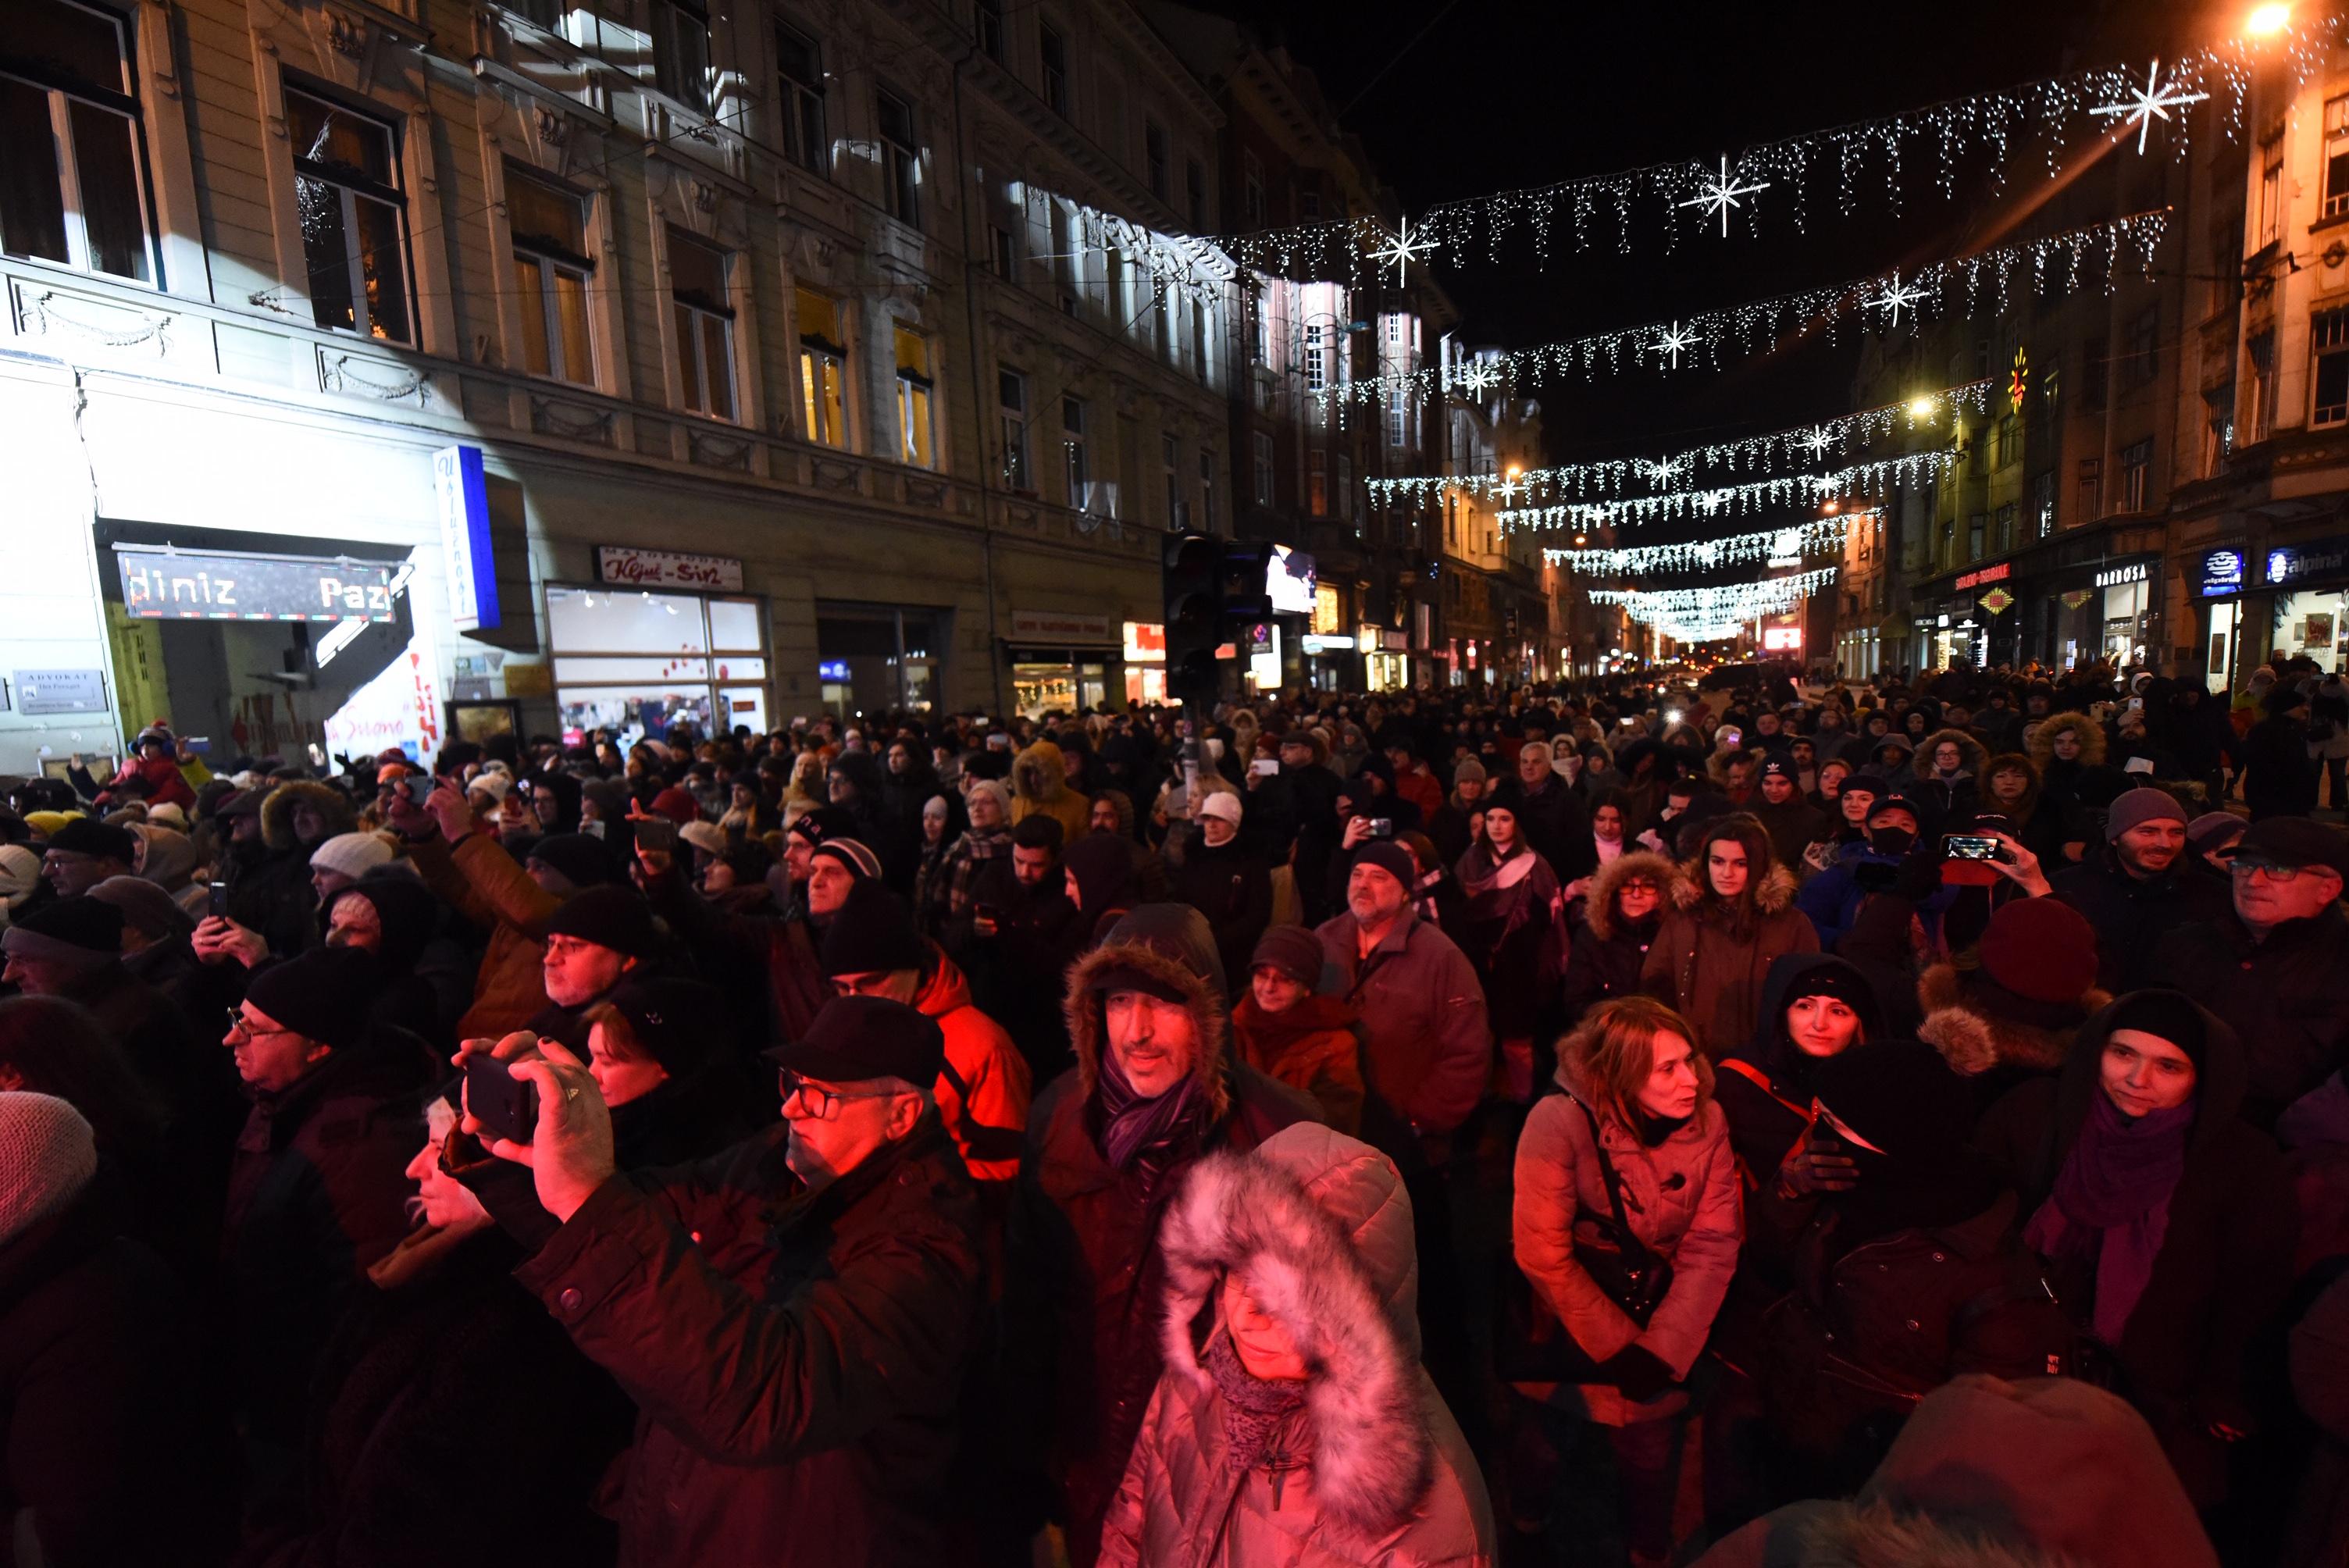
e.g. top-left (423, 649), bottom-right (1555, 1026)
top-left (463, 994), bottom-right (984, 1567)
top-left (2153, 814), bottom-right (2349, 1128)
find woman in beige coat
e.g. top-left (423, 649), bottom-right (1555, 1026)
top-left (1098, 1122), bottom-right (1493, 1567)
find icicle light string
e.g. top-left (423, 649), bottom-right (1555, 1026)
top-left (1496, 452), bottom-right (1953, 533)
top-left (1591, 568), bottom-right (1843, 625)
top-left (1369, 382), bottom-right (1993, 505)
top-left (1542, 511), bottom-right (1877, 575)
top-left (1214, 20), bottom-right (2340, 280)
top-left (1329, 209), bottom-right (2169, 408)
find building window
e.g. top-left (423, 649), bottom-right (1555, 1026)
top-left (1253, 430), bottom-right (1274, 505)
top-left (2328, 96), bottom-right (2349, 217)
top-left (667, 227), bottom-right (734, 419)
top-left (2076, 456), bottom-right (2101, 522)
top-left (1386, 395), bottom-right (1407, 449)
top-left (1338, 454), bottom-right (1354, 520)
top-left (1198, 450), bottom-right (1216, 533)
top-left (2030, 469), bottom-right (2056, 536)
top-left (649, 0), bottom-right (711, 112)
top-left (1994, 411), bottom-right (2019, 467)
top-left (1249, 292), bottom-right (1270, 365)
top-left (1144, 119), bottom-right (1168, 201)
top-left (775, 24), bottom-right (827, 173)
top-left (2249, 330), bottom-right (2277, 441)
top-left (1038, 23), bottom-right (1068, 116)
top-left (2202, 383), bottom-right (2235, 475)
top-left (2123, 305), bottom-right (2158, 387)
top-left (894, 326), bottom-right (933, 469)
top-left (973, 0), bottom-right (1003, 62)
top-left (1966, 511), bottom-right (1985, 561)
top-left (1994, 501), bottom-right (2017, 553)
top-left (997, 369), bottom-right (1030, 490)
top-left (1303, 323), bottom-right (1326, 390)
top-left (1161, 433), bottom-right (1182, 526)
top-left (1185, 158), bottom-right (1205, 230)
top-left (2314, 309), bottom-right (2349, 427)
top-left (1307, 449), bottom-right (1328, 515)
top-left (1242, 150), bottom-right (1264, 227)
top-left (1966, 427), bottom-right (1987, 475)
top-left (989, 224), bottom-right (1014, 277)
top-left (796, 287), bottom-right (847, 447)
top-left (1940, 515), bottom-right (1955, 568)
top-left (874, 87), bottom-right (920, 224)
top-left (1061, 394), bottom-right (1088, 508)
top-left (1299, 190), bottom-right (1320, 220)
top-left (2082, 335), bottom-right (2108, 412)
top-left (2258, 134), bottom-right (2283, 248)
top-left (0, 0), bottom-right (154, 283)
top-left (285, 84), bottom-right (411, 344)
top-left (2119, 437), bottom-right (2152, 510)
top-left (504, 163), bottom-right (593, 384)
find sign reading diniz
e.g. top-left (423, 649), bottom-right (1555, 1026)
top-left (595, 546), bottom-right (745, 593)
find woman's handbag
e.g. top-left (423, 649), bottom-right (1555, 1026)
top-left (1495, 1098), bottom-right (1676, 1382)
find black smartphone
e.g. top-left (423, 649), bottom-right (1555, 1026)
top-left (206, 879), bottom-right (230, 919)
top-left (1941, 833), bottom-right (2005, 862)
top-left (974, 901), bottom-right (1003, 925)
top-left (1371, 818), bottom-right (1394, 839)
top-left (634, 817), bottom-right (678, 854)
top-left (465, 1053), bottom-right (538, 1146)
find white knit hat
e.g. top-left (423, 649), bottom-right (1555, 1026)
top-left (146, 802), bottom-right (188, 831)
top-left (0, 845), bottom-right (39, 910)
top-left (467, 773), bottom-right (513, 805)
top-left (1197, 790), bottom-right (1243, 826)
top-left (0, 1092), bottom-right (98, 1245)
top-left (678, 820), bottom-right (727, 857)
top-left (310, 831), bottom-right (397, 880)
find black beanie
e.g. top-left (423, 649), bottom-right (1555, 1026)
top-left (526, 832), bottom-right (615, 892)
top-left (544, 885), bottom-right (662, 959)
top-left (1, 896), bottom-right (125, 964)
top-left (788, 806), bottom-right (859, 846)
top-left (604, 975), bottom-right (724, 1077)
top-left (45, 818), bottom-right (139, 865)
top-left (2105, 989), bottom-right (2208, 1069)
top-left (1777, 960), bottom-right (1884, 1042)
top-left (246, 947), bottom-right (380, 1049)
top-left (820, 879), bottom-right (927, 977)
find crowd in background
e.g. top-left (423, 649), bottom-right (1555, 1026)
top-left (2, 647), bottom-right (2347, 1567)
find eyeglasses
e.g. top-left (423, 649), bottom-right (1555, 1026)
top-left (223, 1007), bottom-right (293, 1041)
top-left (776, 1070), bottom-right (904, 1120)
top-left (2230, 857), bottom-right (2311, 882)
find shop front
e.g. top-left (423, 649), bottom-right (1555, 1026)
top-left (551, 547), bottom-right (770, 744)
top-left (2192, 543), bottom-right (2258, 695)
top-left (814, 600), bottom-right (945, 719)
top-left (1364, 627), bottom-right (1410, 692)
top-left (2265, 533), bottom-right (2349, 674)
top-left (1007, 607), bottom-right (1117, 717)
top-left (1121, 620), bottom-right (1166, 707)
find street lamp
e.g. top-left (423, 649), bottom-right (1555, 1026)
top-left (1908, 396), bottom-right (1937, 418)
top-left (2247, 2), bottom-right (2290, 36)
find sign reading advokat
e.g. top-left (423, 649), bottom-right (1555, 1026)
top-left (596, 546), bottom-right (745, 593)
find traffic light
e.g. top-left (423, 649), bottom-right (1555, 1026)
top-left (1161, 533), bottom-right (1272, 713)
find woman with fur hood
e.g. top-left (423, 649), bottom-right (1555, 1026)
top-left (1638, 814), bottom-right (1818, 1058)
top-left (1100, 1123), bottom-right (1493, 1566)
top-left (1561, 852), bottom-right (1674, 1028)
top-left (1978, 751), bottom-right (2091, 867)
top-left (1011, 738), bottom-right (1094, 845)
top-left (1916, 896), bottom-right (2109, 1117)
top-left (1906, 728), bottom-right (1985, 829)
top-left (2027, 710), bottom-right (2108, 813)
top-left (1510, 996), bottom-right (1742, 1567)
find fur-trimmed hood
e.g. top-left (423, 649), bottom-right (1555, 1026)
top-left (1914, 962), bottom-right (2109, 1079)
top-left (1013, 739), bottom-right (1071, 803)
top-left (1585, 850), bottom-right (1677, 941)
top-left (1061, 903), bottom-right (1232, 1122)
top-left (1667, 820), bottom-right (1799, 921)
top-left (1916, 727), bottom-right (1987, 777)
top-left (2027, 711), bottom-right (2108, 771)
top-left (260, 779), bottom-right (356, 850)
top-left (1156, 1124), bottom-right (1435, 1538)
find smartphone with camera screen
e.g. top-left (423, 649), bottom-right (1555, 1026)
top-left (206, 880), bottom-right (230, 918)
top-left (1941, 833), bottom-right (2005, 862)
top-left (633, 817), bottom-right (678, 854)
top-left (465, 1053), bottom-right (537, 1146)
top-left (1370, 818), bottom-right (1394, 839)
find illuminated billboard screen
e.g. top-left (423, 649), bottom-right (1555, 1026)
top-left (1267, 545), bottom-right (1317, 615)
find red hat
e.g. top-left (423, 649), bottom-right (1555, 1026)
top-left (649, 786), bottom-right (700, 825)
top-left (1974, 898), bottom-right (2098, 1005)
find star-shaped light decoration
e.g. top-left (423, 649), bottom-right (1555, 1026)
top-left (1642, 456), bottom-right (1681, 486)
top-left (2090, 60), bottom-right (2210, 155)
top-left (1649, 321), bottom-right (1699, 370)
top-left (1798, 426), bottom-right (1833, 460)
top-left (1489, 474), bottom-right (1522, 508)
top-left (1866, 270), bottom-right (1927, 328)
top-left (1367, 216), bottom-right (1438, 286)
top-left (1452, 358), bottom-right (1501, 399)
top-left (1678, 153), bottom-right (1773, 239)
top-left (1695, 488), bottom-right (1729, 515)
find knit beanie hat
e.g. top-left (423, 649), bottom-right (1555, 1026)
top-left (2104, 786), bottom-right (2187, 843)
top-left (45, 817), bottom-right (138, 865)
top-left (2105, 989), bottom-right (2208, 1068)
top-left (647, 786), bottom-right (700, 825)
top-left (810, 838), bottom-right (883, 882)
top-left (0, 845), bottom-right (39, 910)
top-left (145, 802), bottom-right (187, 831)
top-left (2186, 812), bottom-right (2248, 857)
top-left (245, 946), bottom-right (380, 1049)
top-left (310, 831), bottom-right (397, 881)
top-left (21, 811), bottom-right (78, 840)
top-left (466, 772), bottom-right (513, 805)
top-left (787, 804), bottom-right (859, 845)
top-left (1351, 841), bottom-right (1417, 891)
top-left (87, 875), bottom-right (195, 941)
top-left (1249, 925), bottom-right (1327, 991)
top-left (544, 884), bottom-right (662, 960)
top-left (1966, 897), bottom-right (2101, 1028)
top-left (603, 975), bottom-right (725, 1077)
top-left (964, 779), bottom-right (1012, 820)
top-left (1453, 758), bottom-right (1488, 786)
top-left (819, 879), bottom-right (927, 977)
top-left (0, 1093), bottom-right (98, 1246)
top-left (0, 897), bottom-right (124, 968)
top-left (525, 832), bottom-right (615, 892)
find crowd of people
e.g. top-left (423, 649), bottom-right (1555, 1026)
top-left (2, 649), bottom-right (2346, 1568)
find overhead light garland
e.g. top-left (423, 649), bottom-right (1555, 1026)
top-left (1497, 452), bottom-right (1955, 532)
top-left (1592, 568), bottom-right (1842, 629)
top-left (1542, 512), bottom-right (1873, 575)
top-left (1211, 23), bottom-right (2341, 279)
top-left (1369, 380), bottom-right (1994, 505)
top-left (1326, 209), bottom-right (2168, 406)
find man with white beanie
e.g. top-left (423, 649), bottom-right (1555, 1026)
top-left (309, 829), bottom-right (398, 902)
top-left (1169, 789), bottom-right (1271, 989)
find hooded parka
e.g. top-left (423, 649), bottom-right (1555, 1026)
top-left (1638, 817), bottom-right (1819, 1058)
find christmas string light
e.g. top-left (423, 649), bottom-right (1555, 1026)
top-left (1542, 513), bottom-right (1873, 575)
top-left (1497, 453), bottom-right (1954, 533)
top-left (1208, 20), bottom-right (2340, 281)
top-left (1326, 209), bottom-right (2168, 407)
top-left (1591, 568), bottom-right (1842, 626)
top-left (1367, 381), bottom-right (1993, 505)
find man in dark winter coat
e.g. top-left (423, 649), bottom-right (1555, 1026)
top-left (1497, 740), bottom-right (1597, 881)
top-left (950, 814), bottom-right (1083, 1080)
top-left (1004, 904), bottom-right (1318, 1566)
top-left (466, 995), bottom-right (986, 1568)
top-left (2151, 815), bottom-right (2349, 1128)
top-left (2241, 684), bottom-right (2320, 820)
top-left (2048, 786), bottom-right (2230, 994)
top-left (1167, 791), bottom-right (1272, 989)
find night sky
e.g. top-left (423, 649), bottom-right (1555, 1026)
top-left (1240, 0), bottom-right (2211, 469)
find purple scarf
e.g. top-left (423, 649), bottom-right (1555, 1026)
top-left (2023, 1091), bottom-right (2193, 1345)
top-left (1206, 1332), bottom-right (1309, 1474)
top-left (1093, 1044), bottom-right (1207, 1185)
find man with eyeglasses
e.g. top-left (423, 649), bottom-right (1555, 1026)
top-left (2153, 816), bottom-right (2349, 1128)
top-left (462, 993), bottom-right (982, 1567)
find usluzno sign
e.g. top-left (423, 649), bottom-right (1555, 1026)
top-left (595, 546), bottom-right (746, 593)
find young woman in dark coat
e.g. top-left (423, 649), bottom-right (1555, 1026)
top-left (1559, 850), bottom-right (1673, 1029)
top-left (1977, 989), bottom-right (2296, 1513)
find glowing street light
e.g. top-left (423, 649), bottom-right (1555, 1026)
top-left (2247, 2), bottom-right (2291, 35)
top-left (1908, 395), bottom-right (1937, 418)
